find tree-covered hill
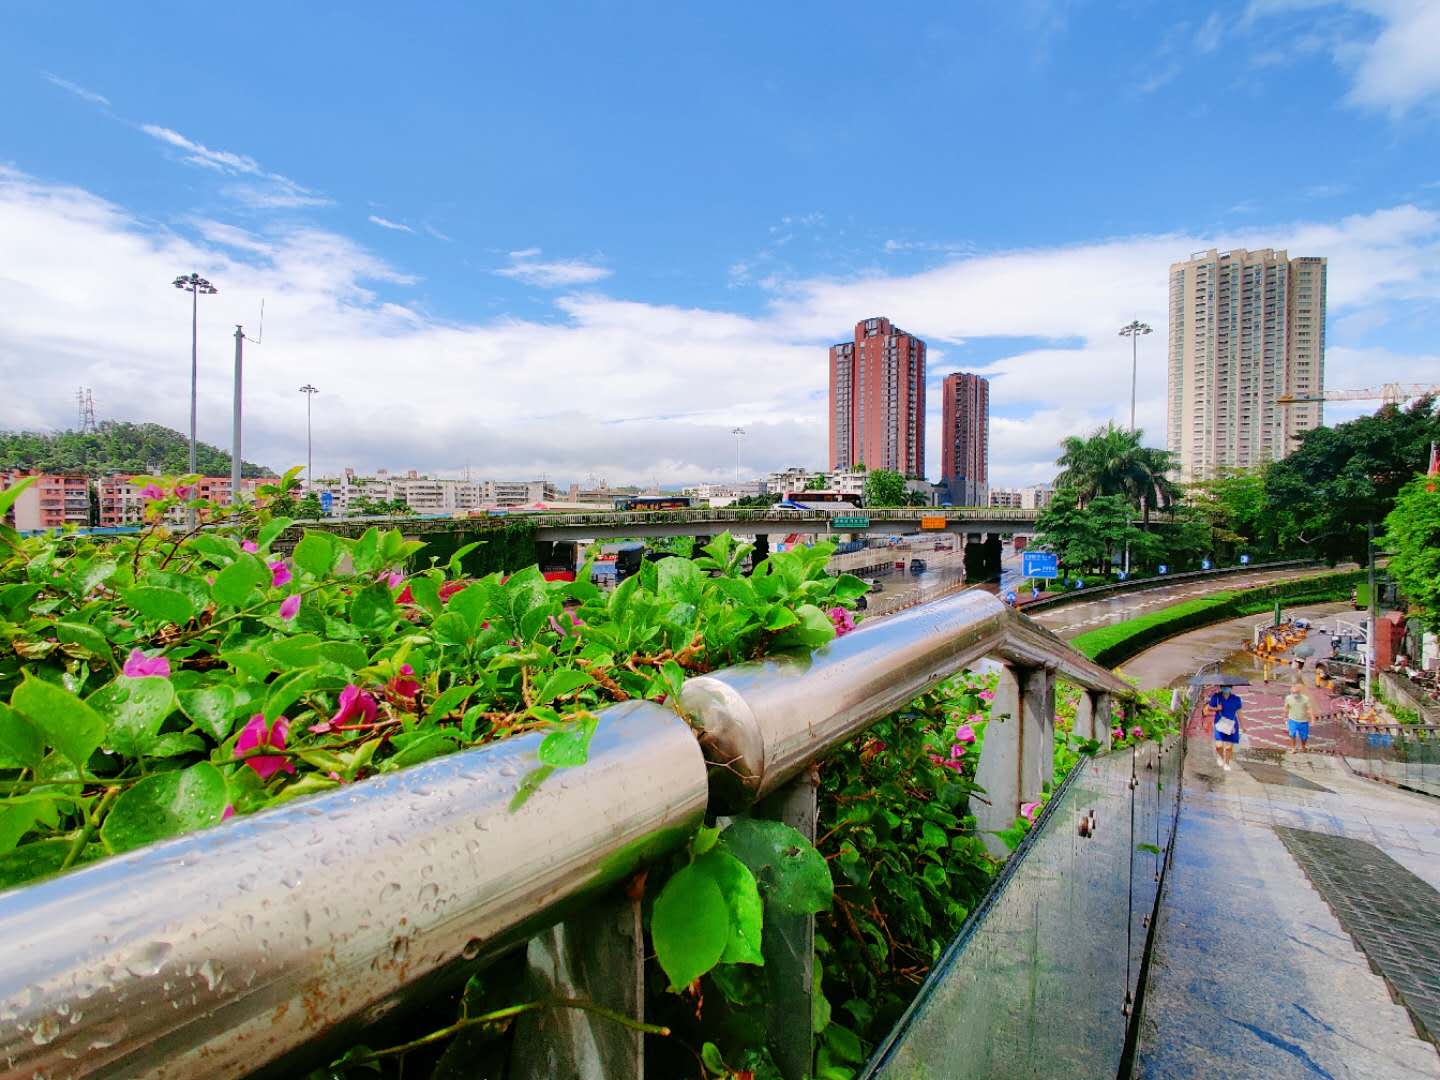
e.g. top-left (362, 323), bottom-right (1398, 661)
top-left (0, 422), bottom-right (275, 478)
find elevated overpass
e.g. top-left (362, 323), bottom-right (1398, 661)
top-left (291, 505), bottom-right (1041, 544)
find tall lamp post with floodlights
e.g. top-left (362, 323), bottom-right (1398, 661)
top-left (299, 385), bottom-right (318, 493)
top-left (1118, 320), bottom-right (1152, 432)
top-left (732, 427), bottom-right (746, 486)
top-left (173, 272), bottom-right (218, 529)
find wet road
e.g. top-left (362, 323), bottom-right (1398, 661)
top-left (1028, 565), bottom-right (1346, 641)
top-left (864, 551), bottom-right (967, 617)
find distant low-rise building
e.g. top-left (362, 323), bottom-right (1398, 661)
top-left (98, 475), bottom-right (267, 526)
top-left (988, 485), bottom-right (1053, 510)
top-left (2, 473), bottom-right (90, 531)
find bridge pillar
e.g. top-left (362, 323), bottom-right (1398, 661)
top-left (973, 663), bottom-right (1056, 857)
top-left (1074, 690), bottom-right (1115, 750)
top-left (964, 534), bottom-right (1003, 582)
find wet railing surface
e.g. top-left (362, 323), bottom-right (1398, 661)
top-left (1338, 718), bottom-right (1440, 799)
top-left (862, 735), bottom-right (1184, 1080)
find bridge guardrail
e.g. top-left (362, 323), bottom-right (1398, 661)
top-left (1019, 558), bottom-right (1320, 612)
top-left (0, 591), bottom-right (1134, 1079)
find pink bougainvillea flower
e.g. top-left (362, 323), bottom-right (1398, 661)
top-left (967, 712), bottom-right (984, 725)
top-left (221, 804), bottom-right (235, 821)
top-left (978, 689), bottom-right (996, 702)
top-left (241, 540), bottom-right (259, 553)
top-left (138, 483), bottom-right (165, 501)
top-left (234, 714), bottom-right (295, 780)
top-left (385, 571), bottom-right (404, 589)
top-left (174, 484), bottom-right (195, 499)
top-left (548, 611), bottom-right (586, 638)
top-left (1130, 725), bottom-right (1144, 738)
top-left (312, 684), bottom-right (380, 734)
top-left (387, 663), bottom-right (421, 703)
top-left (827, 606), bottom-right (857, 637)
top-left (950, 743), bottom-right (966, 759)
top-left (122, 648), bottom-right (171, 679)
top-left (278, 594), bottom-right (302, 620)
top-left (1021, 801), bottom-right (1041, 823)
top-left (269, 560), bottom-right (292, 588)
top-left (954, 724), bottom-right (976, 744)
top-left (1112, 725), bottom-right (1125, 741)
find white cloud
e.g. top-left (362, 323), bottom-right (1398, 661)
top-left (368, 215), bottom-right (413, 233)
top-left (139, 123), bottom-right (330, 209)
top-left (423, 223), bottom-right (453, 242)
top-left (496, 249), bottom-right (612, 287)
top-left (1194, 12), bottom-right (1226, 52)
top-left (42, 73), bottom-right (110, 107)
top-left (1249, 0), bottom-right (1440, 113)
top-left (1, 166), bottom-right (1437, 488)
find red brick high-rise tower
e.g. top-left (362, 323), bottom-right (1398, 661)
top-left (828, 317), bottom-right (926, 476)
top-left (940, 372), bottom-right (989, 505)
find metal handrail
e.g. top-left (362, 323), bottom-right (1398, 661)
top-left (682, 591), bottom-right (1133, 810)
top-left (0, 593), bottom-right (1133, 1076)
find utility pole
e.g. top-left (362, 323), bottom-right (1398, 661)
top-left (173, 273), bottom-right (218, 529)
top-left (299, 385), bottom-right (319, 491)
top-left (1118, 320), bottom-right (1152, 432)
top-left (732, 427), bottom-right (745, 486)
top-left (232, 327), bottom-right (245, 506)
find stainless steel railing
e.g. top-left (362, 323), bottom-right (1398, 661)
top-left (0, 590), bottom-right (1134, 1079)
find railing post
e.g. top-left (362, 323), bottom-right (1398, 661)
top-left (511, 892), bottom-right (646, 1079)
top-left (755, 762), bottom-right (820, 1080)
top-left (1075, 690), bottom-right (1114, 749)
top-left (973, 664), bottom-right (1055, 857)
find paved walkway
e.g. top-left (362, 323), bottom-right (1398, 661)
top-left (1136, 694), bottom-right (1440, 1077)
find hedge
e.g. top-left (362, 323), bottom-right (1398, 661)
top-left (1072, 570), bottom-right (1365, 668)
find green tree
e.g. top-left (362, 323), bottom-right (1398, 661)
top-left (295, 493), bottom-right (325, 519)
top-left (1383, 474), bottom-right (1440, 631)
top-left (1187, 468), bottom-right (1271, 553)
top-left (0, 421), bottom-right (272, 479)
top-left (1264, 397), bottom-right (1440, 564)
top-left (862, 469), bottom-right (909, 507)
top-left (1054, 425), bottom-right (1178, 522)
top-left (803, 475), bottom-right (828, 491)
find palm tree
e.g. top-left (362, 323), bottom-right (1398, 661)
top-left (1054, 425), bottom-right (1178, 523)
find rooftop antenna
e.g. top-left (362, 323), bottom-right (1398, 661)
top-left (231, 299), bottom-right (265, 505)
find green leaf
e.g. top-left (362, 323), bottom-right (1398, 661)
top-left (718, 817), bottom-right (833, 916)
top-left (651, 862), bottom-right (730, 990)
top-left (693, 850), bottom-right (764, 965)
top-left (823, 1023), bottom-right (865, 1065)
top-left (88, 676), bottom-right (177, 757)
top-left (177, 684), bottom-right (241, 742)
top-left (123, 585), bottom-right (195, 626)
top-left (387, 731), bottom-right (459, 770)
top-left (264, 634), bottom-right (325, 669)
top-left (0, 802), bottom-right (51, 852)
top-left (831, 574), bottom-right (870, 603)
top-left (0, 837), bottom-right (71, 890)
top-left (144, 732), bottom-right (207, 758)
top-left (99, 763), bottom-right (228, 854)
top-left (53, 621), bottom-right (113, 663)
top-left (534, 669), bottom-right (594, 704)
top-left (407, 575), bottom-right (443, 618)
top-left (919, 821), bottom-right (947, 850)
top-left (701, 1042), bottom-right (728, 1076)
top-left (446, 583), bottom-right (489, 631)
top-left (256, 517), bottom-right (293, 550)
top-left (292, 531), bottom-right (335, 577)
top-left (773, 603), bottom-right (836, 650)
top-left (320, 641), bottom-right (369, 670)
top-left (0, 703), bottom-right (45, 769)
top-left (427, 683), bottom-right (477, 722)
top-left (350, 583), bottom-right (397, 633)
top-left (536, 715), bottom-right (598, 767)
top-left (222, 649), bottom-right (275, 682)
top-left (764, 606), bottom-right (800, 631)
top-left (351, 527), bottom-right (381, 573)
top-left (12, 675), bottom-right (107, 769)
top-left (211, 555), bottom-right (267, 608)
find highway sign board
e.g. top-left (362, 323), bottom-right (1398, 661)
top-left (1021, 551), bottom-right (1059, 579)
top-left (1240, 554), bottom-right (1250, 565)
top-left (833, 515), bottom-right (869, 528)
top-left (320, 491), bottom-right (333, 515)
top-left (920, 515), bottom-right (947, 530)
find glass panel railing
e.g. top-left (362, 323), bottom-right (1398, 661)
top-left (863, 736), bottom-right (1183, 1080)
top-left (1337, 718), bottom-right (1440, 798)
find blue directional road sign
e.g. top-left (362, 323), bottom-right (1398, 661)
top-left (1201, 558), bottom-right (1212, 570)
top-left (1240, 554), bottom-right (1250, 565)
top-left (1021, 551), bottom-right (1059, 579)
top-left (1158, 564), bottom-right (1168, 575)
top-left (320, 491), bottom-right (334, 515)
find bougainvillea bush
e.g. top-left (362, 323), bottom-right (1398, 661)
top-left (0, 471), bottom-right (867, 889)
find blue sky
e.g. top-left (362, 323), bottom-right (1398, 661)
top-left (2, 0), bottom-right (1438, 486)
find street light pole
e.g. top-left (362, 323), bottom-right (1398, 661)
top-left (1365, 519), bottom-right (1376, 707)
top-left (1118, 320), bottom-right (1153, 432)
top-left (173, 273), bottom-right (218, 529)
top-left (732, 427), bottom-right (745, 486)
top-left (299, 385), bottom-right (318, 492)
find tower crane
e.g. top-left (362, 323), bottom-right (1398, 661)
top-left (1277, 383), bottom-right (1440, 407)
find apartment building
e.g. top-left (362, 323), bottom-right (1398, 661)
top-left (2, 473), bottom-right (90, 531)
top-left (98, 475), bottom-right (268, 526)
top-left (988, 485), bottom-right (1054, 510)
top-left (1167, 249), bottom-right (1327, 481)
top-left (829, 317), bottom-right (927, 476)
top-left (940, 372), bottom-right (989, 506)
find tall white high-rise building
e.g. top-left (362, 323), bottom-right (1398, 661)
top-left (1167, 249), bottom-right (1326, 481)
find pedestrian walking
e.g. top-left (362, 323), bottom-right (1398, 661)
top-left (1285, 681), bottom-right (1313, 752)
top-left (1205, 685), bottom-right (1242, 771)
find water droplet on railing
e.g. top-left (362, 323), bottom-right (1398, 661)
top-left (126, 941), bottom-right (172, 978)
top-left (390, 937), bottom-right (409, 964)
top-left (417, 882), bottom-right (439, 903)
top-left (379, 882), bottom-right (402, 902)
top-left (30, 1016), bottom-right (61, 1046)
top-left (461, 939), bottom-right (482, 960)
top-left (280, 868), bottom-right (303, 889)
top-left (198, 959), bottom-right (225, 992)
top-left (89, 1018), bottom-right (128, 1050)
